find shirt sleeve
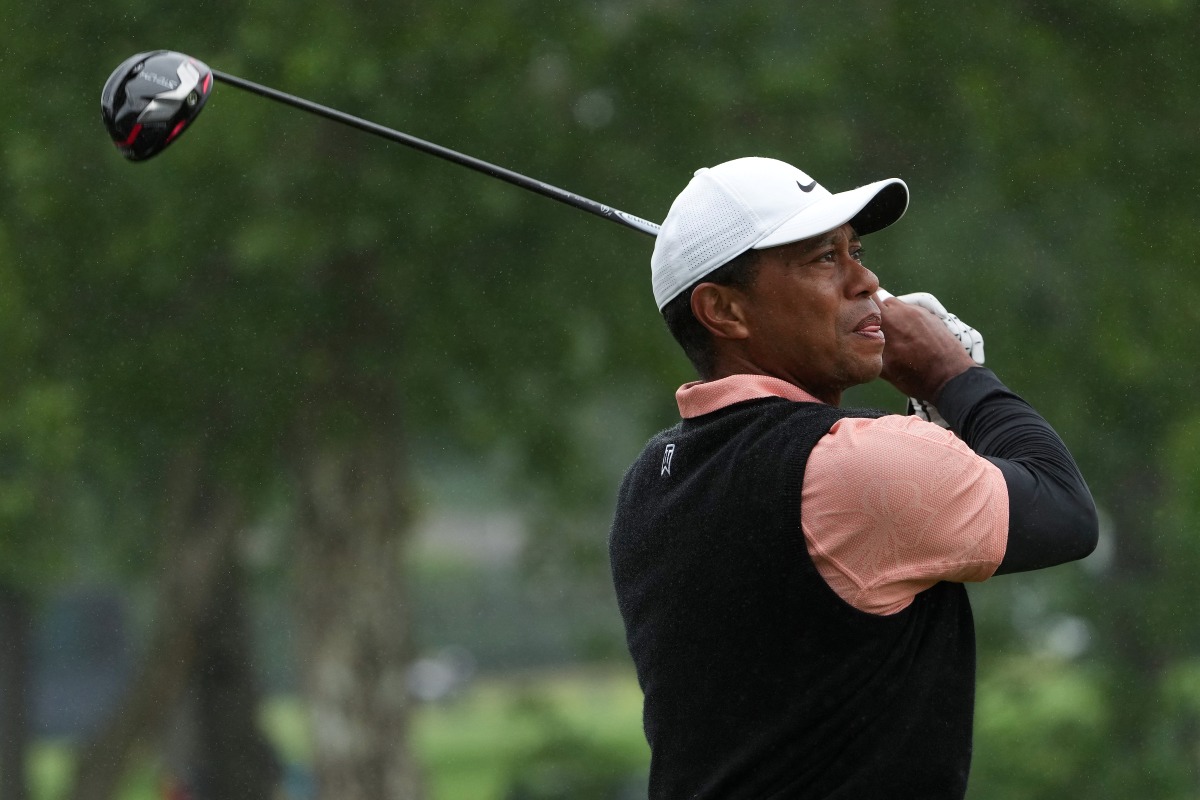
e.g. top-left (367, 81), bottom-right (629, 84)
top-left (935, 367), bottom-right (1098, 575)
top-left (801, 414), bottom-right (1009, 616)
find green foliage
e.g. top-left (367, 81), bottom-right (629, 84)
top-left (971, 657), bottom-right (1110, 798)
top-left (260, 671), bottom-right (646, 800)
top-left (7, 0), bottom-right (1200, 795)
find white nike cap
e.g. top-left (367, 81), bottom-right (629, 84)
top-left (650, 157), bottom-right (909, 309)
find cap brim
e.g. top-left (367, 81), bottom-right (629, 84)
top-left (754, 179), bottom-right (909, 249)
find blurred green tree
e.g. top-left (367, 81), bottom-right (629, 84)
top-left (6, 1), bottom-right (1200, 799)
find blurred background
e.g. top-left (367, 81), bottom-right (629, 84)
top-left (3, 1), bottom-right (1199, 798)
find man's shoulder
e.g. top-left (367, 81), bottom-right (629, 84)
top-left (760, 401), bottom-right (888, 434)
top-left (699, 396), bottom-right (885, 424)
top-left (644, 400), bottom-right (888, 451)
top-left (623, 402), bottom-right (898, 482)
top-left (811, 412), bottom-right (995, 482)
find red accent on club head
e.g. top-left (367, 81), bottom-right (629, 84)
top-left (120, 123), bottom-right (144, 147)
top-left (202, 72), bottom-right (212, 94)
top-left (166, 120), bottom-right (188, 143)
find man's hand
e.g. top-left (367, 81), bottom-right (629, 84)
top-left (890, 292), bottom-right (984, 364)
top-left (877, 293), bottom-right (978, 403)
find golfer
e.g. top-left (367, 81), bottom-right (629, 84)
top-left (609, 157), bottom-right (1097, 799)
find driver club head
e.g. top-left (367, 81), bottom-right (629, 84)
top-left (101, 50), bottom-right (214, 161)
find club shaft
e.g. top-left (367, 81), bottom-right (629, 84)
top-left (211, 70), bottom-right (661, 238)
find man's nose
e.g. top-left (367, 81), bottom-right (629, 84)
top-left (846, 257), bottom-right (879, 296)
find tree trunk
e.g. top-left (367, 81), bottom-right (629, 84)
top-left (68, 450), bottom-right (244, 800)
top-left (0, 585), bottom-right (32, 800)
top-left (1095, 462), bottom-right (1168, 789)
top-left (293, 436), bottom-right (422, 800)
top-left (190, 550), bottom-right (280, 800)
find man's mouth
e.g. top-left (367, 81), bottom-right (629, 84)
top-left (853, 313), bottom-right (884, 341)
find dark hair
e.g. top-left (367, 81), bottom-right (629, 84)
top-left (660, 249), bottom-right (762, 379)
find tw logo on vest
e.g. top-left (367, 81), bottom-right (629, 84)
top-left (661, 443), bottom-right (675, 476)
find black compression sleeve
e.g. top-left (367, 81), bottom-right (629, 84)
top-left (935, 367), bottom-right (1098, 574)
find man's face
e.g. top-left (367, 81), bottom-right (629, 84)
top-left (733, 224), bottom-right (884, 404)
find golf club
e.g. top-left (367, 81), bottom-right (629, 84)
top-left (101, 50), bottom-right (661, 237)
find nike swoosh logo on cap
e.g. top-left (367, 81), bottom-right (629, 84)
top-left (797, 180), bottom-right (817, 192)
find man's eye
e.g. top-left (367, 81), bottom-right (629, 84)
top-left (852, 247), bottom-right (866, 262)
top-left (817, 251), bottom-right (836, 262)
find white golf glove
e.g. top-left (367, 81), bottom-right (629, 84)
top-left (876, 289), bottom-right (985, 428)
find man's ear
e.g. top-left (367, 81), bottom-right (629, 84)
top-left (691, 282), bottom-right (750, 341)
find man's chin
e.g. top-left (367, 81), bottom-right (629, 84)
top-left (854, 356), bottom-right (885, 386)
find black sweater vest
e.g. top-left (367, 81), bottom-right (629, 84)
top-left (609, 398), bottom-right (976, 799)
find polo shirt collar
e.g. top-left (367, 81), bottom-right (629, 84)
top-left (676, 374), bottom-right (824, 419)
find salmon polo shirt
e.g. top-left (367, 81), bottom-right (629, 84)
top-left (676, 374), bottom-right (1010, 615)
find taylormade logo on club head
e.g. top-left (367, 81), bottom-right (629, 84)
top-left (140, 71), bottom-right (179, 90)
